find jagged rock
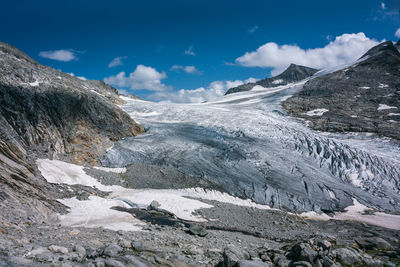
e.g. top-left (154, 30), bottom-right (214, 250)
top-left (222, 245), bottom-right (250, 267)
top-left (104, 258), bottom-right (126, 267)
top-left (288, 243), bottom-right (317, 263)
top-left (225, 64), bottom-right (318, 95)
top-left (290, 261), bottom-right (313, 267)
top-left (26, 247), bottom-right (53, 262)
top-left (48, 245), bottom-right (68, 254)
top-left (122, 255), bottom-right (149, 267)
top-left (86, 247), bottom-right (99, 258)
top-left (355, 237), bottom-right (392, 250)
top-left (73, 244), bottom-right (86, 259)
top-left (234, 259), bottom-right (271, 266)
top-left (102, 243), bottom-right (123, 257)
top-left (131, 241), bottom-right (145, 251)
top-left (332, 247), bottom-right (362, 265)
top-left (187, 224), bottom-right (208, 237)
top-left (94, 258), bottom-right (106, 267)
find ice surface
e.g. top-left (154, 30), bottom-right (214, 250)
top-left (93, 166), bottom-right (127, 173)
top-left (102, 78), bottom-right (400, 215)
top-left (378, 104), bottom-right (397, 110)
top-left (38, 158), bottom-right (400, 231)
top-left (29, 80), bottom-right (40, 86)
top-left (272, 79), bottom-right (283, 84)
top-left (304, 108), bottom-right (329, 116)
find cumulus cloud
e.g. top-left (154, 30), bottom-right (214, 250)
top-left (185, 46), bottom-right (195, 56)
top-left (39, 49), bottom-right (78, 62)
top-left (248, 26), bottom-right (259, 34)
top-left (149, 78), bottom-right (258, 103)
top-left (104, 64), bottom-right (170, 91)
top-left (235, 33), bottom-right (380, 75)
top-left (108, 56), bottom-right (127, 68)
top-left (396, 28), bottom-right (400, 38)
top-left (170, 65), bottom-right (201, 74)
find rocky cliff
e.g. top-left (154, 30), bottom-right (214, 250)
top-left (0, 41), bottom-right (144, 226)
top-left (225, 63), bottom-right (318, 95)
top-left (282, 40), bottom-right (400, 140)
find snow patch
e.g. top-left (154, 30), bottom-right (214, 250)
top-left (29, 80), bottom-right (40, 86)
top-left (37, 159), bottom-right (271, 230)
top-left (359, 86), bottom-right (370, 89)
top-left (93, 166), bottom-right (127, 174)
top-left (272, 79), bottom-right (283, 85)
top-left (346, 173), bottom-right (362, 187)
top-left (58, 196), bottom-right (145, 231)
top-left (378, 83), bottom-right (388, 88)
top-left (378, 104), bottom-right (397, 111)
top-left (304, 108), bottom-right (329, 116)
top-left (388, 113), bottom-right (400, 116)
top-left (301, 199), bottom-right (400, 231)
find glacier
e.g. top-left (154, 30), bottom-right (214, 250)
top-left (102, 80), bottom-right (400, 214)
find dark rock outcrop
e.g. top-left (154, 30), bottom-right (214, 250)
top-left (282, 40), bottom-right (400, 140)
top-left (225, 64), bottom-right (318, 95)
top-left (0, 41), bottom-right (144, 222)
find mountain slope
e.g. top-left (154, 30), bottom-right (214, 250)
top-left (282, 41), bottom-right (400, 140)
top-left (225, 63), bottom-right (318, 95)
top-left (0, 42), bottom-right (144, 225)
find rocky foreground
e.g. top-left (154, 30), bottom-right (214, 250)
top-left (0, 41), bottom-right (400, 267)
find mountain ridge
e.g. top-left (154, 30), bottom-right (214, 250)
top-left (282, 40), bottom-right (400, 140)
top-left (225, 63), bottom-right (318, 95)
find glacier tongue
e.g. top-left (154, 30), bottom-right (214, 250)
top-left (102, 83), bottom-right (400, 213)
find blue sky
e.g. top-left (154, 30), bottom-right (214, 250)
top-left (1, 0), bottom-right (399, 102)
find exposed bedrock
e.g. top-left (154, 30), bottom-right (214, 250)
top-left (0, 41), bottom-right (144, 222)
top-left (283, 40), bottom-right (400, 140)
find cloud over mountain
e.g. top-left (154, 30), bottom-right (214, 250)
top-left (104, 64), bottom-right (170, 91)
top-left (39, 49), bottom-right (78, 62)
top-left (235, 33), bottom-right (380, 75)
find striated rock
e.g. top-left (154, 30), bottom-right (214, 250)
top-left (0, 41), bottom-right (144, 237)
top-left (225, 64), bottom-right (318, 95)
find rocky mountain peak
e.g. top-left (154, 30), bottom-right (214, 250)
top-left (225, 63), bottom-right (318, 95)
top-left (283, 40), bottom-right (400, 140)
top-left (360, 40), bottom-right (400, 60)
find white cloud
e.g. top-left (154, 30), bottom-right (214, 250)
top-left (185, 46), bottom-right (195, 56)
top-left (39, 49), bottom-right (77, 62)
top-left (248, 26), bottom-right (259, 34)
top-left (108, 56), bottom-right (127, 68)
top-left (67, 73), bottom-right (86, 80)
top-left (170, 65), bottom-right (201, 74)
top-left (235, 32), bottom-right (380, 75)
top-left (104, 64), bottom-right (170, 91)
top-left (396, 28), bottom-right (400, 38)
top-left (149, 78), bottom-right (258, 103)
